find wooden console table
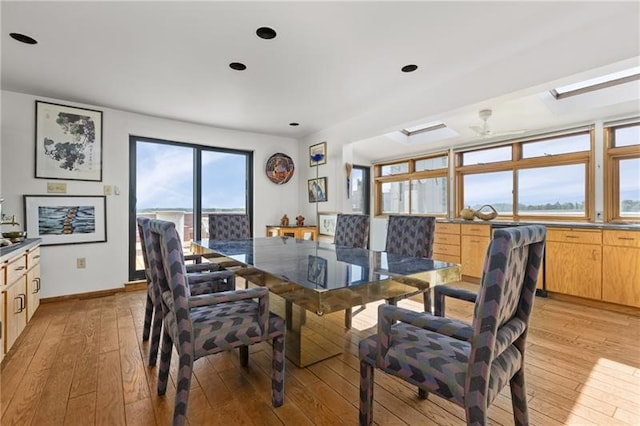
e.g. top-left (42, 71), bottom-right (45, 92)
top-left (266, 225), bottom-right (317, 241)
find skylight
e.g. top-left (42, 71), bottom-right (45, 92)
top-left (401, 121), bottom-right (446, 136)
top-left (551, 66), bottom-right (640, 99)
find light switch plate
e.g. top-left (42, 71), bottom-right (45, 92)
top-left (47, 182), bottom-right (67, 193)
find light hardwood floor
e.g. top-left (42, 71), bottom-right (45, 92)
top-left (2, 283), bottom-right (639, 425)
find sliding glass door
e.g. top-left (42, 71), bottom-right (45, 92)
top-left (129, 136), bottom-right (252, 280)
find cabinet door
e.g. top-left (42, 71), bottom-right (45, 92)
top-left (461, 235), bottom-right (490, 278)
top-left (27, 263), bottom-right (41, 321)
top-left (546, 242), bottom-right (602, 299)
top-left (5, 278), bottom-right (27, 353)
top-left (602, 246), bottom-right (640, 307)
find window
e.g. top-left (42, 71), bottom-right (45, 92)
top-left (375, 153), bottom-right (448, 216)
top-left (129, 136), bottom-right (252, 280)
top-left (456, 131), bottom-right (592, 220)
top-left (606, 122), bottom-right (640, 221)
top-left (351, 165), bottom-right (370, 214)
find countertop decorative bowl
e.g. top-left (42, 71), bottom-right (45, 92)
top-left (2, 231), bottom-right (27, 242)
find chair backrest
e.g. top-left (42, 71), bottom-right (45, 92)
top-left (467, 225), bottom-right (546, 402)
top-left (384, 215), bottom-right (435, 258)
top-left (208, 214), bottom-right (251, 239)
top-left (334, 214), bottom-right (370, 248)
top-left (148, 219), bottom-right (193, 353)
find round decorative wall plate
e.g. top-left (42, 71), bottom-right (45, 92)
top-left (266, 153), bottom-right (295, 184)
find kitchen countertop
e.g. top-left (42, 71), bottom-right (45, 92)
top-left (0, 238), bottom-right (41, 263)
top-left (437, 218), bottom-right (640, 230)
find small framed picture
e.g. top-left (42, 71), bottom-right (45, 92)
top-left (309, 141), bottom-right (327, 166)
top-left (24, 195), bottom-right (107, 246)
top-left (35, 100), bottom-right (103, 181)
top-left (308, 177), bottom-right (328, 203)
top-left (307, 255), bottom-right (328, 287)
top-left (317, 211), bottom-right (338, 236)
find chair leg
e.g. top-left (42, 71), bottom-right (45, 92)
top-left (359, 360), bottom-right (374, 426)
top-left (240, 345), bottom-right (249, 367)
top-left (142, 291), bottom-right (153, 341)
top-left (434, 292), bottom-right (446, 317)
top-left (173, 352), bottom-right (194, 426)
top-left (510, 367), bottom-right (529, 426)
top-left (157, 328), bottom-right (173, 396)
top-left (344, 308), bottom-right (352, 329)
top-left (423, 290), bottom-right (432, 313)
top-left (148, 303), bottom-right (163, 367)
top-left (418, 388), bottom-right (428, 399)
top-left (271, 335), bottom-right (285, 407)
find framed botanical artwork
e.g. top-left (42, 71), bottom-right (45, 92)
top-left (317, 211), bottom-right (338, 236)
top-left (308, 177), bottom-right (328, 203)
top-left (309, 141), bottom-right (327, 166)
top-left (307, 255), bottom-right (328, 287)
top-left (24, 195), bottom-right (107, 246)
top-left (35, 100), bottom-right (103, 181)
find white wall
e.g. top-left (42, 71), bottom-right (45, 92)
top-left (1, 90), bottom-right (300, 298)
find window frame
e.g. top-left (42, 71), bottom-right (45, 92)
top-left (605, 122), bottom-right (640, 222)
top-left (455, 130), bottom-right (594, 221)
top-left (374, 152), bottom-right (449, 217)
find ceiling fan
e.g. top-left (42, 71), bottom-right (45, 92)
top-left (470, 108), bottom-right (526, 138)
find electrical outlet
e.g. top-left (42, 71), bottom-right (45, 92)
top-left (103, 185), bottom-right (113, 196)
top-left (77, 257), bottom-right (86, 269)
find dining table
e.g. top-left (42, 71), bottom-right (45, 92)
top-left (191, 236), bottom-right (461, 367)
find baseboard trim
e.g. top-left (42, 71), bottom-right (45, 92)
top-left (547, 292), bottom-right (640, 316)
top-left (41, 280), bottom-right (146, 304)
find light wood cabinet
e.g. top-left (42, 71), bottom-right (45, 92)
top-left (4, 255), bottom-right (27, 353)
top-left (433, 222), bottom-right (460, 264)
top-left (602, 230), bottom-right (640, 307)
top-left (266, 225), bottom-right (317, 241)
top-left (546, 228), bottom-right (602, 300)
top-left (26, 246), bottom-right (41, 321)
top-left (460, 223), bottom-right (491, 279)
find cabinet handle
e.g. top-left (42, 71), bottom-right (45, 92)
top-left (592, 250), bottom-right (599, 261)
top-left (33, 255), bottom-right (41, 260)
top-left (617, 237), bottom-right (635, 241)
top-left (14, 295), bottom-right (25, 313)
top-left (14, 265), bottom-right (25, 271)
top-left (565, 235), bottom-right (579, 239)
top-left (36, 277), bottom-right (41, 292)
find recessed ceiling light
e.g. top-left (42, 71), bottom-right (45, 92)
top-left (289, 122), bottom-right (300, 126)
top-left (229, 62), bottom-right (247, 71)
top-left (401, 64), bottom-right (418, 73)
top-left (10, 32), bottom-right (37, 45)
top-left (256, 27), bottom-right (277, 40)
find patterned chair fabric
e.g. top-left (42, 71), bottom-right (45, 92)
top-left (384, 215), bottom-right (436, 311)
top-left (334, 214), bottom-right (370, 248)
top-left (385, 215), bottom-right (436, 258)
top-left (137, 217), bottom-right (235, 367)
top-left (208, 213), bottom-right (251, 239)
top-left (148, 219), bottom-right (285, 426)
top-left (359, 225), bottom-right (546, 426)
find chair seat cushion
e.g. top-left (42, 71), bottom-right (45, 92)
top-left (359, 323), bottom-right (522, 406)
top-left (191, 300), bottom-right (284, 358)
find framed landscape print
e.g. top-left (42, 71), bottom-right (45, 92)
top-left (308, 177), bottom-right (328, 203)
top-left (24, 195), bottom-right (107, 246)
top-left (35, 101), bottom-right (103, 181)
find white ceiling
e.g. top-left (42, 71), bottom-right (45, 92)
top-left (2, 1), bottom-right (639, 160)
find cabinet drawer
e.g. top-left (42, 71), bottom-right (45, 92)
top-left (27, 247), bottom-right (41, 268)
top-left (547, 228), bottom-right (601, 245)
top-left (433, 242), bottom-right (460, 257)
top-left (6, 256), bottom-right (27, 286)
top-left (461, 223), bottom-right (491, 237)
top-left (603, 230), bottom-right (640, 248)
top-left (434, 233), bottom-right (460, 246)
top-left (435, 222), bottom-right (460, 235)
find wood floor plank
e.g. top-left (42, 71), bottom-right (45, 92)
top-left (1, 289), bottom-right (639, 425)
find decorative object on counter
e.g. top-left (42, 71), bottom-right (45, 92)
top-left (280, 214), bottom-right (289, 226)
top-left (35, 100), bottom-right (103, 182)
top-left (24, 194), bottom-right (107, 246)
top-left (474, 204), bottom-right (499, 221)
top-left (309, 141), bottom-right (327, 166)
top-left (2, 231), bottom-right (27, 243)
top-left (345, 162), bottom-right (353, 198)
top-left (296, 215), bottom-right (305, 226)
top-left (460, 206), bottom-right (475, 220)
top-left (265, 152), bottom-right (294, 184)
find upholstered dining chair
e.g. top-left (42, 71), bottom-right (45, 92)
top-left (208, 213), bottom-right (251, 239)
top-left (137, 217), bottom-right (236, 367)
top-left (385, 215), bottom-right (436, 311)
top-left (333, 213), bottom-right (370, 328)
top-left (359, 225), bottom-right (546, 426)
top-left (149, 219), bottom-right (286, 426)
